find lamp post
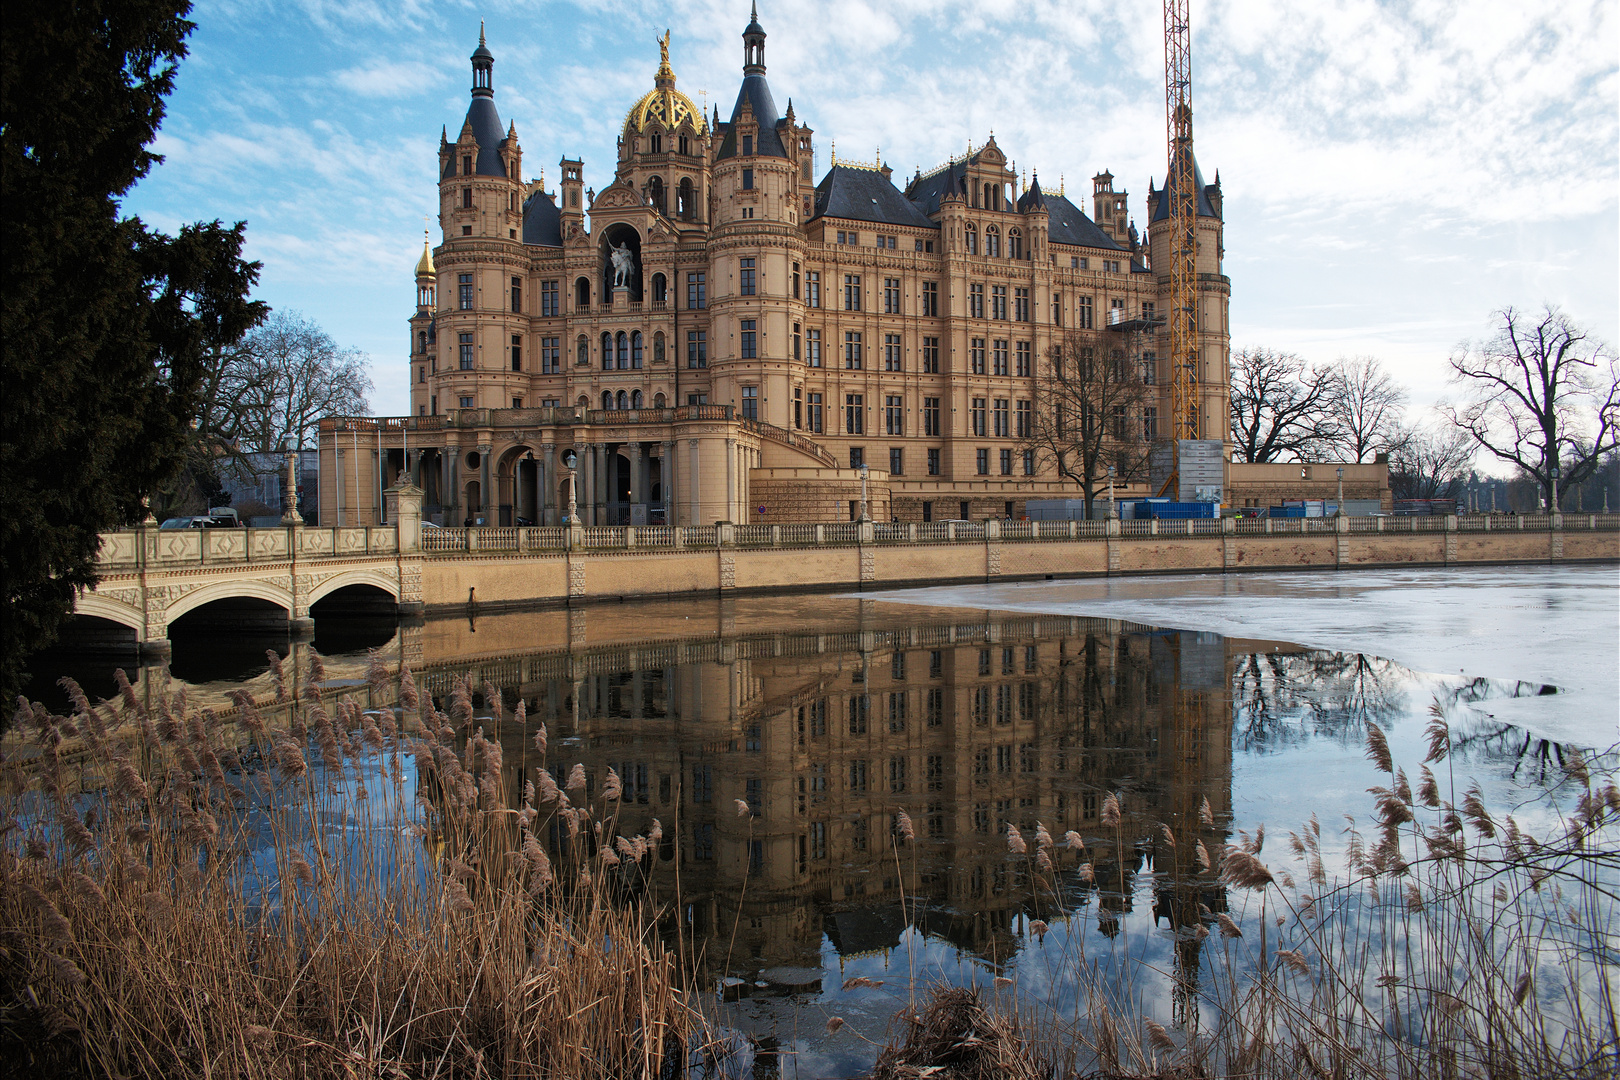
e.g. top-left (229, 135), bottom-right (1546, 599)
top-left (562, 449), bottom-right (578, 523)
top-left (1550, 464), bottom-right (1560, 517)
top-left (1336, 466), bottom-right (1344, 516)
top-left (280, 440), bottom-right (303, 525)
top-left (858, 463), bottom-right (870, 522)
top-left (1107, 464), bottom-right (1116, 520)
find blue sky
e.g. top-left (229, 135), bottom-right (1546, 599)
top-left (126, 0), bottom-right (1618, 437)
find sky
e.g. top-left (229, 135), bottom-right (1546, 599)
top-left (125, 0), bottom-right (1619, 445)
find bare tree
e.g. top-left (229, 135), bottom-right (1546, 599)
top-left (1229, 347), bottom-right (1340, 462)
top-left (1323, 355), bottom-right (1407, 462)
top-left (1388, 422), bottom-right (1473, 502)
top-left (1444, 306), bottom-right (1618, 510)
top-left (236, 310), bottom-right (372, 452)
top-left (1020, 329), bottom-right (1155, 519)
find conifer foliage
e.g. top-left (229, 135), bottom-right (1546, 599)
top-left (0, 1), bottom-right (266, 704)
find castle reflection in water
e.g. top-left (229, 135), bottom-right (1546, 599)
top-left (415, 598), bottom-right (1236, 992)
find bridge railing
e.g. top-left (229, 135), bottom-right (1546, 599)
top-left (95, 513), bottom-right (1618, 569)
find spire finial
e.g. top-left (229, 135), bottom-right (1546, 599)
top-left (479, 19), bottom-right (485, 45)
top-left (752, 0), bottom-right (759, 20)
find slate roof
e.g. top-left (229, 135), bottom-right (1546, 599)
top-left (522, 189), bottom-right (562, 247)
top-left (903, 159), bottom-right (1012, 216)
top-left (443, 94), bottom-right (509, 180)
top-left (714, 75), bottom-right (787, 160)
top-left (1150, 152), bottom-right (1219, 221)
top-left (1041, 191), bottom-right (1124, 250)
top-left (813, 165), bottom-right (937, 229)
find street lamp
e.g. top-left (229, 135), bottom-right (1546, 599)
top-left (858, 463), bottom-right (871, 522)
top-left (1107, 464), bottom-right (1116, 520)
top-left (1336, 466), bottom-right (1344, 517)
top-left (1550, 464), bottom-right (1560, 516)
top-left (562, 449), bottom-right (578, 523)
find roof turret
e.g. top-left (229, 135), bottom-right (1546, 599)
top-left (444, 29), bottom-right (509, 179)
top-left (716, 3), bottom-right (787, 160)
top-left (623, 31), bottom-right (708, 139)
top-left (414, 230), bottom-right (435, 276)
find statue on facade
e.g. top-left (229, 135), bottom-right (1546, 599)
top-left (609, 241), bottom-right (635, 289)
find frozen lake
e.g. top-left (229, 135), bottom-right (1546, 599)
top-left (866, 564), bottom-right (1620, 748)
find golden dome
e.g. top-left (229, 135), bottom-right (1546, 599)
top-left (623, 31), bottom-right (707, 139)
top-left (414, 230), bottom-right (435, 276)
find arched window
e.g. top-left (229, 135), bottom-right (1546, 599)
top-left (985, 226), bottom-right (1000, 258)
top-left (602, 391), bottom-right (614, 411)
top-left (576, 335), bottom-right (588, 366)
top-left (576, 277), bottom-right (591, 310)
top-left (652, 331), bottom-right (665, 364)
top-left (417, 331), bottom-right (427, 354)
top-left (616, 390), bottom-right (628, 410)
top-left (631, 331), bottom-right (644, 369)
top-left (601, 332), bottom-right (612, 370)
top-left (964, 225), bottom-right (977, 255)
top-left (1008, 229), bottom-right (1023, 260)
top-left (648, 176), bottom-right (665, 214)
top-left (651, 273), bottom-right (667, 304)
top-left (631, 389), bottom-right (643, 409)
top-left (616, 331), bottom-right (629, 369)
top-left (654, 392), bottom-right (666, 409)
top-left (650, 132), bottom-right (662, 154)
top-left (577, 395), bottom-right (590, 410)
top-left (677, 177), bottom-right (695, 220)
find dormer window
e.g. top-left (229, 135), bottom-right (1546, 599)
top-left (463, 155), bottom-right (473, 176)
top-left (742, 134), bottom-right (753, 156)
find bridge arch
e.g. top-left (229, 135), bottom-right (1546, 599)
top-left (166, 579), bottom-right (294, 626)
top-left (306, 569), bottom-right (400, 608)
top-left (74, 591), bottom-right (146, 636)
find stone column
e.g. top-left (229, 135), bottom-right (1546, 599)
top-left (724, 438), bottom-right (737, 522)
top-left (543, 443), bottom-right (557, 525)
top-left (661, 439), bottom-right (675, 525)
top-left (689, 439), bottom-right (701, 525)
top-left (478, 443), bottom-right (493, 526)
top-left (630, 442), bottom-right (645, 522)
top-left (583, 443), bottom-right (598, 526)
top-left (446, 445), bottom-right (461, 525)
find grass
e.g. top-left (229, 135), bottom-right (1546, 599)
top-left (2, 655), bottom-right (1615, 1079)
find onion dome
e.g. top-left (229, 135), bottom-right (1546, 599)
top-left (623, 31), bottom-right (708, 140)
top-left (415, 230), bottom-right (435, 276)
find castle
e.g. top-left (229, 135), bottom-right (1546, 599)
top-left (322, 8), bottom-right (1231, 528)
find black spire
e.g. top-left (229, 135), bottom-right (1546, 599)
top-left (471, 21), bottom-right (494, 98)
top-left (743, 2), bottom-right (766, 74)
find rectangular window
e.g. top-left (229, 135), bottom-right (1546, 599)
top-left (1141, 352), bottom-right (1158, 384)
top-left (742, 134), bottom-right (753, 156)
top-left (1078, 295), bottom-right (1093, 329)
top-left (511, 276), bottom-right (522, 313)
top-left (512, 397), bottom-right (523, 409)
top-left (922, 337), bottom-right (939, 373)
top-left (993, 398), bottom-right (1009, 437)
top-left (686, 272), bottom-right (706, 309)
top-left (1052, 292), bottom-right (1063, 326)
top-left (991, 285), bottom-right (1007, 320)
top-left (739, 257), bottom-right (756, 296)
top-left (1016, 399), bottom-right (1032, 437)
top-left (687, 393), bottom-right (708, 406)
top-left (458, 273), bottom-right (473, 310)
top-left (806, 328), bottom-right (822, 368)
top-left (1000, 449), bottom-right (1013, 475)
top-left (740, 319), bottom-right (757, 359)
top-left (459, 395), bottom-right (474, 408)
top-left (849, 760), bottom-right (867, 793)
top-left (461, 186), bottom-right (472, 209)
top-left (884, 334), bottom-right (902, 372)
top-left (922, 281), bottom-right (938, 317)
top-left (927, 448), bottom-right (940, 475)
top-left (686, 330), bottom-right (707, 368)
top-left (541, 338), bottom-right (560, 374)
top-left (741, 167), bottom-right (754, 190)
top-left (510, 334), bottom-right (522, 371)
top-left (806, 272), bottom-right (820, 308)
top-left (845, 394), bottom-right (864, 434)
top-left (1016, 341), bottom-right (1032, 377)
top-left (885, 395), bottom-right (904, 435)
top-left (844, 331), bottom-right (863, 369)
top-left (807, 392), bottom-right (823, 433)
top-left (843, 274), bottom-right (862, 311)
top-left (992, 340), bottom-right (1009, 376)
top-left (923, 397), bottom-right (940, 436)
top-left (889, 756), bottom-right (907, 794)
top-left (694, 822), bottom-right (713, 861)
top-left (976, 448), bottom-right (989, 475)
top-left (970, 338), bottom-right (986, 375)
top-left (971, 397), bottom-right (986, 436)
top-left (459, 332), bottom-right (474, 370)
top-left (1023, 449), bottom-right (1036, 476)
top-left (883, 277), bottom-right (900, 313)
top-left (792, 262), bottom-right (801, 299)
top-left (541, 280), bottom-right (559, 317)
top-left (741, 385), bottom-right (758, 419)
top-left (969, 283), bottom-right (984, 319)
top-left (1143, 406), bottom-right (1158, 440)
top-left (1014, 287), bottom-right (1030, 322)
top-left (889, 447), bottom-right (904, 475)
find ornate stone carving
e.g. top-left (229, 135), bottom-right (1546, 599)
top-left (719, 552), bottom-right (736, 589)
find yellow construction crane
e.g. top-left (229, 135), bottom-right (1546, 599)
top-left (1157, 0), bottom-right (1199, 497)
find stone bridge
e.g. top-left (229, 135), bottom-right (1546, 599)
top-left (85, 497), bottom-right (424, 658)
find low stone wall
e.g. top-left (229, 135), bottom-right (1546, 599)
top-left (418, 516), bottom-right (1619, 612)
